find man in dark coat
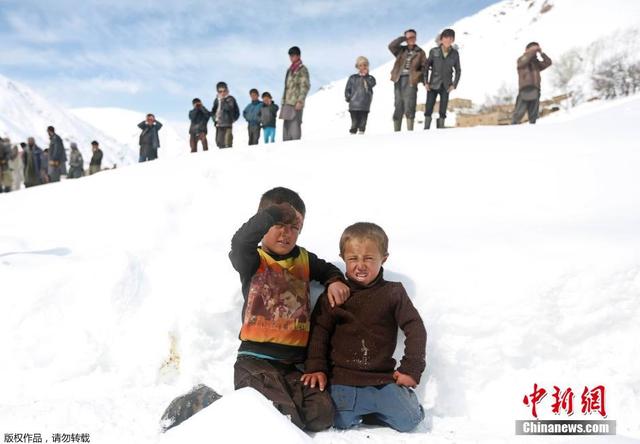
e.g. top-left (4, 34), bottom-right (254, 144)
top-left (189, 98), bottom-right (210, 152)
top-left (424, 28), bottom-right (461, 129)
top-left (0, 138), bottom-right (12, 192)
top-left (388, 30), bottom-right (427, 132)
top-left (89, 141), bottom-right (103, 175)
top-left (211, 82), bottom-right (240, 149)
top-left (512, 42), bottom-right (552, 124)
top-left (138, 114), bottom-right (163, 161)
top-left (47, 126), bottom-right (66, 182)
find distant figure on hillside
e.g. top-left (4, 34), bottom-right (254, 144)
top-left (512, 42), bottom-right (552, 125)
top-left (67, 143), bottom-right (84, 179)
top-left (47, 126), bottom-right (66, 182)
top-left (23, 137), bottom-right (44, 187)
top-left (389, 29), bottom-right (426, 132)
top-left (0, 138), bottom-right (13, 192)
top-left (243, 88), bottom-right (263, 146)
top-left (280, 46), bottom-right (310, 141)
top-left (89, 141), bottom-right (103, 175)
top-left (424, 29), bottom-right (461, 130)
top-left (345, 56), bottom-right (376, 134)
top-left (138, 114), bottom-right (163, 162)
top-left (260, 92), bottom-right (279, 144)
top-left (189, 98), bottom-right (210, 152)
top-left (10, 144), bottom-right (24, 191)
top-left (211, 82), bottom-right (240, 149)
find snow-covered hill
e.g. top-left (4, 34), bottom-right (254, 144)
top-left (0, 74), bottom-right (136, 167)
top-left (303, 0), bottom-right (640, 137)
top-left (1, 94), bottom-right (639, 443)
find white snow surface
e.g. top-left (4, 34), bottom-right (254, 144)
top-left (1, 93), bottom-right (640, 443)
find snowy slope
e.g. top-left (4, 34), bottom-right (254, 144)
top-left (70, 107), bottom-right (189, 159)
top-left (1, 94), bottom-right (639, 443)
top-left (303, 0), bottom-right (640, 137)
top-left (0, 74), bottom-right (135, 167)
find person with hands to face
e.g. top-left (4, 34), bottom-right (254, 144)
top-left (512, 41), bottom-right (552, 124)
top-left (212, 82), bottom-right (240, 148)
top-left (303, 222), bottom-right (426, 432)
top-left (137, 114), bottom-right (163, 162)
top-left (229, 187), bottom-right (349, 432)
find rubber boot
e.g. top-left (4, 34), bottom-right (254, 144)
top-left (436, 118), bottom-right (445, 129)
top-left (407, 118), bottom-right (415, 131)
top-left (393, 119), bottom-right (402, 132)
top-left (424, 116), bottom-right (432, 130)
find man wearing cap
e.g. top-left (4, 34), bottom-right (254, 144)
top-left (89, 141), bottom-right (103, 175)
top-left (280, 46), bottom-right (310, 141)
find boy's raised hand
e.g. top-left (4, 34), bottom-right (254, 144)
top-left (301, 372), bottom-right (327, 391)
top-left (393, 370), bottom-right (418, 388)
top-left (271, 203), bottom-right (300, 226)
top-left (327, 281), bottom-right (350, 308)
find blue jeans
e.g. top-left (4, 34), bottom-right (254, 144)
top-left (330, 384), bottom-right (424, 432)
top-left (263, 126), bottom-right (276, 144)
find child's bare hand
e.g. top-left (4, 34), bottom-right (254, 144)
top-left (271, 203), bottom-right (300, 226)
top-left (327, 281), bottom-right (350, 307)
top-left (301, 372), bottom-right (327, 391)
top-left (393, 371), bottom-right (418, 388)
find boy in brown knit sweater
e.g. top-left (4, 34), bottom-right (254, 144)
top-left (302, 222), bottom-right (426, 432)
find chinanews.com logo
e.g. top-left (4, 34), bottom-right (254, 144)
top-left (516, 383), bottom-right (616, 436)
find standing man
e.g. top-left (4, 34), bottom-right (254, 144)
top-left (424, 29), bottom-right (461, 129)
top-left (47, 126), bottom-right (66, 182)
top-left (389, 29), bottom-right (426, 131)
top-left (280, 46), bottom-right (310, 141)
top-left (10, 144), bottom-right (25, 191)
top-left (0, 138), bottom-right (13, 192)
top-left (67, 142), bottom-right (84, 179)
top-left (138, 114), bottom-right (163, 162)
top-left (189, 98), bottom-right (210, 152)
top-left (243, 88), bottom-right (263, 146)
top-left (23, 137), bottom-right (44, 188)
top-left (512, 42), bottom-right (552, 124)
top-left (89, 141), bottom-right (103, 175)
top-left (211, 82), bottom-right (240, 149)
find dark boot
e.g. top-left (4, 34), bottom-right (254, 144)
top-left (424, 116), bottom-right (432, 130)
top-left (393, 119), bottom-right (402, 132)
top-left (406, 118), bottom-right (415, 131)
top-left (436, 118), bottom-right (445, 129)
top-left (160, 384), bottom-right (222, 432)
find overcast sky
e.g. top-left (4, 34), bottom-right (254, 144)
top-left (0, 0), bottom-right (495, 120)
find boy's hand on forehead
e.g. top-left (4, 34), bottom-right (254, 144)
top-left (393, 371), bottom-right (418, 388)
top-left (327, 281), bottom-right (350, 308)
top-left (270, 203), bottom-right (300, 226)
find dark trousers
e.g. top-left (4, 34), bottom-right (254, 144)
top-left (248, 125), bottom-right (261, 146)
top-left (393, 75), bottom-right (418, 121)
top-left (215, 127), bottom-right (233, 148)
top-left (189, 132), bottom-right (209, 152)
top-left (234, 355), bottom-right (334, 431)
top-left (139, 145), bottom-right (158, 162)
top-left (349, 111), bottom-right (369, 134)
top-left (283, 110), bottom-right (303, 141)
top-left (512, 92), bottom-right (540, 124)
top-left (425, 85), bottom-right (450, 119)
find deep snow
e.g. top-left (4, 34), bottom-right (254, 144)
top-left (1, 94), bottom-right (639, 443)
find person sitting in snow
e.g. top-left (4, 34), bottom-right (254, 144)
top-left (228, 186), bottom-right (350, 431)
top-left (302, 222), bottom-right (427, 432)
top-left (243, 88), bottom-right (263, 146)
top-left (423, 28), bottom-right (461, 129)
top-left (344, 56), bottom-right (376, 134)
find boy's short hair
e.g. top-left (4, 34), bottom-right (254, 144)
top-left (216, 81), bottom-right (228, 91)
top-left (526, 41), bottom-right (539, 50)
top-left (249, 88), bottom-right (259, 96)
top-left (146, 113), bottom-right (155, 118)
top-left (404, 29), bottom-right (417, 36)
top-left (258, 187), bottom-right (306, 217)
top-left (47, 125), bottom-right (55, 132)
top-left (262, 92), bottom-right (272, 99)
top-left (192, 97), bottom-right (201, 104)
top-left (339, 222), bottom-right (389, 257)
top-left (355, 56), bottom-right (369, 68)
top-left (288, 46), bottom-right (301, 56)
top-left (91, 140), bottom-right (99, 146)
top-left (441, 28), bottom-right (455, 39)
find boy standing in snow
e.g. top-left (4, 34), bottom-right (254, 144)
top-left (260, 92), bottom-right (279, 144)
top-left (345, 56), bottom-right (376, 134)
top-left (229, 187), bottom-right (351, 431)
top-left (189, 98), bottom-right (211, 152)
top-left (512, 42), bottom-right (552, 124)
top-left (424, 28), bottom-right (461, 129)
top-left (243, 89), bottom-right (263, 146)
top-left (302, 222), bottom-right (426, 432)
top-left (212, 82), bottom-right (240, 149)
top-left (138, 114), bottom-right (163, 162)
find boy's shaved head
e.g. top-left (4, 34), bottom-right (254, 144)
top-left (339, 222), bottom-right (389, 257)
top-left (258, 187), bottom-right (306, 217)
